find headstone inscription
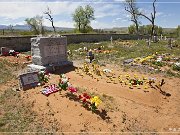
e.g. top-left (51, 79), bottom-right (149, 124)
top-left (19, 72), bottom-right (39, 90)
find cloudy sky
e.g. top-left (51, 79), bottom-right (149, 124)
top-left (0, 0), bottom-right (179, 28)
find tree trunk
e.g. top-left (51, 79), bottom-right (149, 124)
top-left (77, 18), bottom-right (81, 31)
top-left (151, 22), bottom-right (155, 38)
top-left (135, 22), bottom-right (139, 34)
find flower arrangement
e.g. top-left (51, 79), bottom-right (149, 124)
top-left (79, 93), bottom-right (91, 107)
top-left (90, 96), bottom-right (102, 113)
top-left (38, 70), bottom-right (50, 85)
top-left (68, 86), bottom-right (77, 94)
top-left (58, 74), bottom-right (70, 91)
top-left (78, 93), bottom-right (102, 113)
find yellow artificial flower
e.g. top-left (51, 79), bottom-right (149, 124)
top-left (90, 96), bottom-right (102, 107)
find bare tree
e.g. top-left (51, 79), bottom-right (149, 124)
top-left (137, 0), bottom-right (157, 37)
top-left (125, 0), bottom-right (140, 34)
top-left (8, 24), bottom-right (14, 33)
top-left (44, 6), bottom-right (56, 33)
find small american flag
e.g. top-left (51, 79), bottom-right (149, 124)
top-left (41, 84), bottom-right (59, 96)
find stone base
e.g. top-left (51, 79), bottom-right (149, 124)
top-left (27, 61), bottom-right (73, 73)
top-left (27, 64), bottom-right (46, 73)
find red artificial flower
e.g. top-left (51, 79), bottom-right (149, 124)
top-left (83, 93), bottom-right (91, 99)
top-left (86, 95), bottom-right (91, 99)
top-left (83, 98), bottom-right (87, 103)
top-left (25, 55), bottom-right (31, 59)
top-left (79, 95), bottom-right (83, 99)
top-left (83, 93), bottom-right (88, 97)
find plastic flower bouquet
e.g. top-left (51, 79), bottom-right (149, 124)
top-left (90, 96), bottom-right (102, 113)
top-left (79, 93), bottom-right (91, 108)
top-left (38, 70), bottom-right (50, 85)
top-left (59, 74), bottom-right (70, 91)
top-left (68, 86), bottom-right (77, 94)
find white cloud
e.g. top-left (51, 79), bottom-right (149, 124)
top-left (94, 4), bottom-right (123, 18)
top-left (91, 20), bottom-right (113, 29)
top-left (0, 2), bottom-right (82, 19)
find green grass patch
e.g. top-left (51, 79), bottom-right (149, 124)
top-left (67, 40), bottom-right (180, 77)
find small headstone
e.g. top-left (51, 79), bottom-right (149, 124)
top-left (168, 38), bottom-right (173, 49)
top-left (146, 39), bottom-right (151, 47)
top-left (123, 59), bottom-right (134, 65)
top-left (19, 72), bottom-right (40, 90)
top-left (108, 36), bottom-right (114, 48)
top-left (110, 36), bottom-right (113, 45)
top-left (164, 36), bottom-right (167, 40)
top-left (160, 34), bottom-right (163, 40)
top-left (1, 47), bottom-right (11, 56)
top-left (153, 36), bottom-right (158, 43)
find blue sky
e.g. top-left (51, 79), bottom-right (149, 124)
top-left (0, 0), bottom-right (179, 28)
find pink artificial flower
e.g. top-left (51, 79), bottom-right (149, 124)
top-left (68, 87), bottom-right (77, 93)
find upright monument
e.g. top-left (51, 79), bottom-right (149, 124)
top-left (28, 36), bottom-right (72, 72)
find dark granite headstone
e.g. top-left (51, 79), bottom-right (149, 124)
top-left (19, 72), bottom-right (39, 90)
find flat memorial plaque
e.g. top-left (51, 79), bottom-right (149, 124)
top-left (19, 72), bottom-right (39, 90)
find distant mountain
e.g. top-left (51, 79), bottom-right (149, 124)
top-left (0, 24), bottom-right (74, 31)
top-left (0, 25), bottom-right (8, 29)
top-left (0, 24), bottom-right (177, 33)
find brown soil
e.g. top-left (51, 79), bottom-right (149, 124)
top-left (0, 57), bottom-right (180, 133)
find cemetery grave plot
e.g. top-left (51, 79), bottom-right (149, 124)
top-left (8, 62), bottom-right (179, 133)
top-left (124, 52), bottom-right (180, 73)
top-left (68, 40), bottom-right (180, 77)
top-left (1, 55), bottom-right (180, 132)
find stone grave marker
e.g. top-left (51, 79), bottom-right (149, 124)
top-left (153, 36), bottom-right (158, 43)
top-left (110, 36), bottom-right (113, 45)
top-left (168, 38), bottom-right (173, 49)
top-left (1, 47), bottom-right (11, 56)
top-left (146, 39), bottom-right (151, 47)
top-left (108, 36), bottom-right (114, 48)
top-left (160, 34), bottom-right (163, 40)
top-left (19, 72), bottom-right (39, 90)
top-left (28, 36), bottom-right (72, 72)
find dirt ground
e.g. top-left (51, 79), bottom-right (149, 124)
top-left (0, 56), bottom-right (180, 134)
